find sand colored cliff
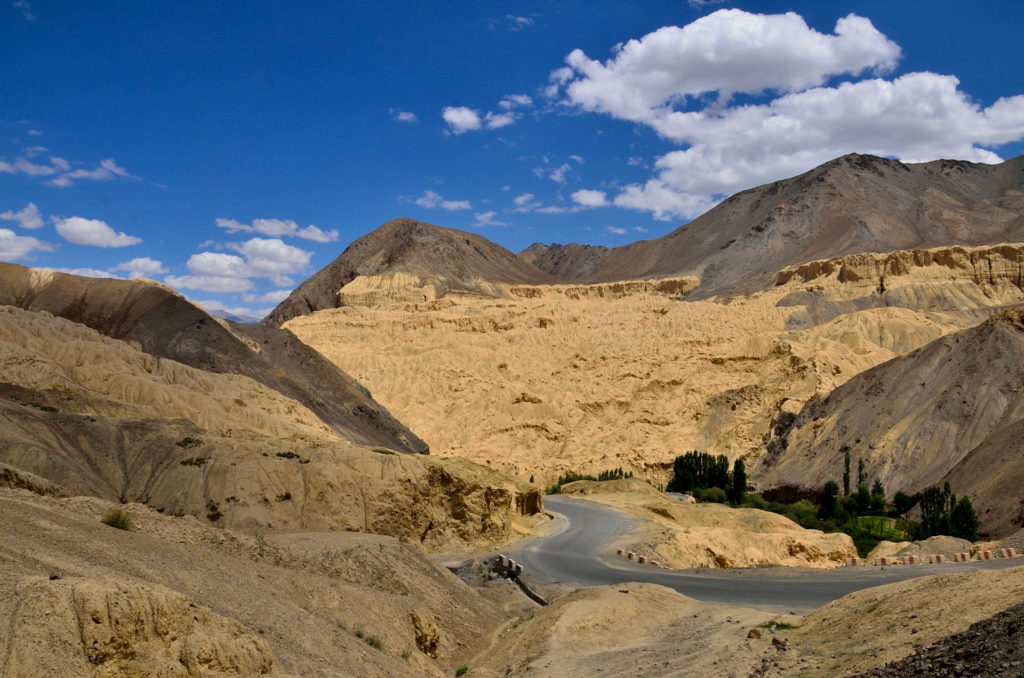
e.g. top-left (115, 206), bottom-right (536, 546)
top-left (284, 244), bottom-right (1024, 495)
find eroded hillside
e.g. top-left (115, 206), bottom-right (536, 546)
top-left (0, 304), bottom-right (541, 549)
top-left (760, 306), bottom-right (1024, 536)
top-left (284, 243), bottom-right (1024, 491)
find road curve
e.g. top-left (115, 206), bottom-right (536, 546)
top-left (506, 496), bottom-right (1022, 612)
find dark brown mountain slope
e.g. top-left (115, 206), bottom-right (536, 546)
top-left (0, 263), bottom-right (427, 453)
top-left (758, 307), bottom-right (1024, 536)
top-left (517, 242), bottom-right (610, 280)
top-left (266, 217), bottom-right (556, 325)
top-left (269, 155), bottom-right (1023, 325)
top-left (582, 154), bottom-right (1024, 297)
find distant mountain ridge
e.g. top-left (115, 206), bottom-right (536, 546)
top-left (265, 218), bottom-right (556, 325)
top-left (266, 153), bottom-right (1024, 324)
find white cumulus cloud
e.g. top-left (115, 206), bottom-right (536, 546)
top-left (442, 106), bottom-right (483, 134)
top-left (392, 110), bottom-right (418, 122)
top-left (113, 257), bottom-right (167, 279)
top-left (215, 217), bottom-right (338, 242)
top-left (227, 238), bottom-right (312, 277)
top-left (0, 228), bottom-right (53, 260)
top-left (53, 216), bottom-right (142, 247)
top-left (473, 210), bottom-right (507, 227)
top-left (571, 189), bottom-right (608, 207)
top-left (556, 10), bottom-right (900, 123)
top-left (165, 237), bottom-right (312, 294)
top-left (546, 9), bottom-right (1024, 221)
top-left (0, 202), bottom-right (43, 229)
top-left (164, 275), bottom-right (254, 293)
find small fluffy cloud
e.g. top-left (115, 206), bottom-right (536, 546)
top-left (113, 257), bottom-right (167, 279)
top-left (613, 180), bottom-right (718, 220)
top-left (444, 99), bottom-right (526, 134)
top-left (442, 106), bottom-right (482, 134)
top-left (499, 94), bottom-right (533, 109)
top-left (473, 211), bottom-right (507, 227)
top-left (0, 202), bottom-right (43, 229)
top-left (227, 238), bottom-right (312, 277)
top-left (571, 189), bottom-right (608, 207)
top-left (548, 163), bottom-right (571, 184)
top-left (484, 112), bottom-right (516, 130)
top-left (0, 228), bottom-right (53, 260)
top-left (166, 237), bottom-right (312, 294)
top-left (688, 0), bottom-right (725, 7)
top-left (414, 190), bottom-right (471, 211)
top-left (391, 109), bottom-right (418, 123)
top-left (0, 150), bottom-right (137, 188)
top-left (216, 217), bottom-right (338, 242)
top-left (606, 226), bottom-right (627, 235)
top-left (243, 289), bottom-right (293, 304)
top-left (53, 216), bottom-right (142, 247)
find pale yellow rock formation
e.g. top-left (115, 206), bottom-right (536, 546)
top-left (284, 244), bottom-right (1024, 486)
top-left (0, 489), bottom-right (511, 678)
top-left (577, 491), bottom-right (856, 568)
top-left (0, 305), bottom-right (541, 550)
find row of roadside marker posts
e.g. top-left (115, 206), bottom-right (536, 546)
top-left (846, 547), bottom-right (1018, 567)
top-left (614, 548), bottom-right (666, 568)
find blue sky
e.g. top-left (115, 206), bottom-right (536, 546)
top-left (3, 0), bottom-right (1023, 319)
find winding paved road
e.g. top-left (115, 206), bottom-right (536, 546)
top-left (506, 496), bottom-right (1022, 612)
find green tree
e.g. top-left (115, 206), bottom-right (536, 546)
top-left (917, 483), bottom-right (956, 538)
top-left (818, 480), bottom-right (839, 520)
top-left (667, 451), bottom-right (731, 494)
top-left (843, 450), bottom-right (851, 496)
top-left (950, 496), bottom-right (979, 541)
top-left (855, 484), bottom-right (871, 515)
top-left (857, 458), bottom-right (866, 487)
top-left (728, 459), bottom-right (746, 504)
top-left (891, 490), bottom-right (917, 516)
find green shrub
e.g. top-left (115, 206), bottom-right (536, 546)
top-left (694, 487), bottom-right (727, 503)
top-left (101, 508), bottom-right (133, 530)
top-left (455, 667), bottom-right (469, 677)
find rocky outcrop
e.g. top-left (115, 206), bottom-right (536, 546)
top-left (508, 277), bottom-right (698, 300)
top-left (1, 577), bottom-right (276, 678)
top-left (775, 243), bottom-right (1024, 288)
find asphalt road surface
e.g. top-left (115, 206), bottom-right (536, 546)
top-left (506, 495), bottom-right (1022, 612)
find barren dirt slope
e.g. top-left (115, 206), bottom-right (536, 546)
top-left (0, 488), bottom-right (509, 678)
top-left (0, 263), bottom-right (426, 453)
top-left (0, 305), bottom-right (541, 548)
top-left (760, 306), bottom-right (1024, 537)
top-left (570, 154), bottom-right (1024, 297)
